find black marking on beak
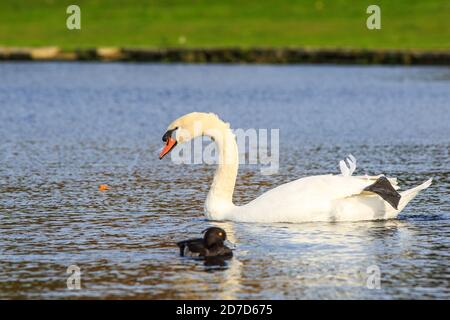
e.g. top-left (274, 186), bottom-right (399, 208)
top-left (162, 127), bottom-right (178, 142)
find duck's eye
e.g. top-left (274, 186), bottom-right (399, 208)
top-left (218, 232), bottom-right (223, 236)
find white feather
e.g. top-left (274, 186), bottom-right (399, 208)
top-left (339, 154), bottom-right (357, 176)
top-left (339, 160), bottom-right (350, 176)
top-left (346, 154), bottom-right (357, 175)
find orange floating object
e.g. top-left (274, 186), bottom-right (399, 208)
top-left (99, 184), bottom-right (110, 191)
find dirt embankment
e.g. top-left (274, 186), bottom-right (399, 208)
top-left (1, 47), bottom-right (449, 65)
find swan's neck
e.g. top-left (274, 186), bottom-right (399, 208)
top-left (204, 127), bottom-right (239, 220)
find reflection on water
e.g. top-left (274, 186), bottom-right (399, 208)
top-left (0, 63), bottom-right (449, 299)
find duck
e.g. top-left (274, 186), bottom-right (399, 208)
top-left (177, 227), bottom-right (233, 258)
top-left (159, 112), bottom-right (432, 223)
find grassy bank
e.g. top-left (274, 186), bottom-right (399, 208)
top-left (0, 0), bottom-right (449, 50)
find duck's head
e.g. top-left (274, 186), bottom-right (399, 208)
top-left (202, 227), bottom-right (227, 248)
top-left (159, 112), bottom-right (229, 159)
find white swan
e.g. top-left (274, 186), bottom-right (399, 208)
top-left (159, 112), bottom-right (432, 223)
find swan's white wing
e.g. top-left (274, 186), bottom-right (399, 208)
top-left (237, 175), bottom-right (383, 221)
top-left (227, 174), bottom-right (429, 223)
top-left (256, 175), bottom-right (375, 202)
top-left (354, 175), bottom-right (399, 190)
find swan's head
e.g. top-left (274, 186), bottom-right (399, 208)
top-left (159, 112), bottom-right (227, 159)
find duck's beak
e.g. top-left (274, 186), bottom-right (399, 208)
top-left (159, 137), bottom-right (177, 159)
top-left (224, 239), bottom-right (236, 249)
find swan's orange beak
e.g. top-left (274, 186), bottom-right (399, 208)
top-left (159, 137), bottom-right (177, 159)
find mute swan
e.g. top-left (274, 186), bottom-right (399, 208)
top-left (159, 112), bottom-right (432, 223)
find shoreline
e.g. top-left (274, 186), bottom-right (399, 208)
top-left (1, 47), bottom-right (450, 65)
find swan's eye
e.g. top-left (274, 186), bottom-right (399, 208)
top-left (162, 127), bottom-right (178, 142)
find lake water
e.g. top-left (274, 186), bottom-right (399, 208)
top-left (0, 62), bottom-right (449, 299)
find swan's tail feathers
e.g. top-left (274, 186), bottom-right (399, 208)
top-left (340, 154), bottom-right (357, 176)
top-left (364, 176), bottom-right (401, 209)
top-left (397, 178), bottom-right (433, 212)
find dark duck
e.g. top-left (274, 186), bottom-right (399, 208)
top-left (177, 227), bottom-right (233, 258)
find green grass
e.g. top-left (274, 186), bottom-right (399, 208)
top-left (0, 0), bottom-right (449, 49)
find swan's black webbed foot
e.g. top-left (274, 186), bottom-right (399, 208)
top-left (364, 176), bottom-right (401, 209)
